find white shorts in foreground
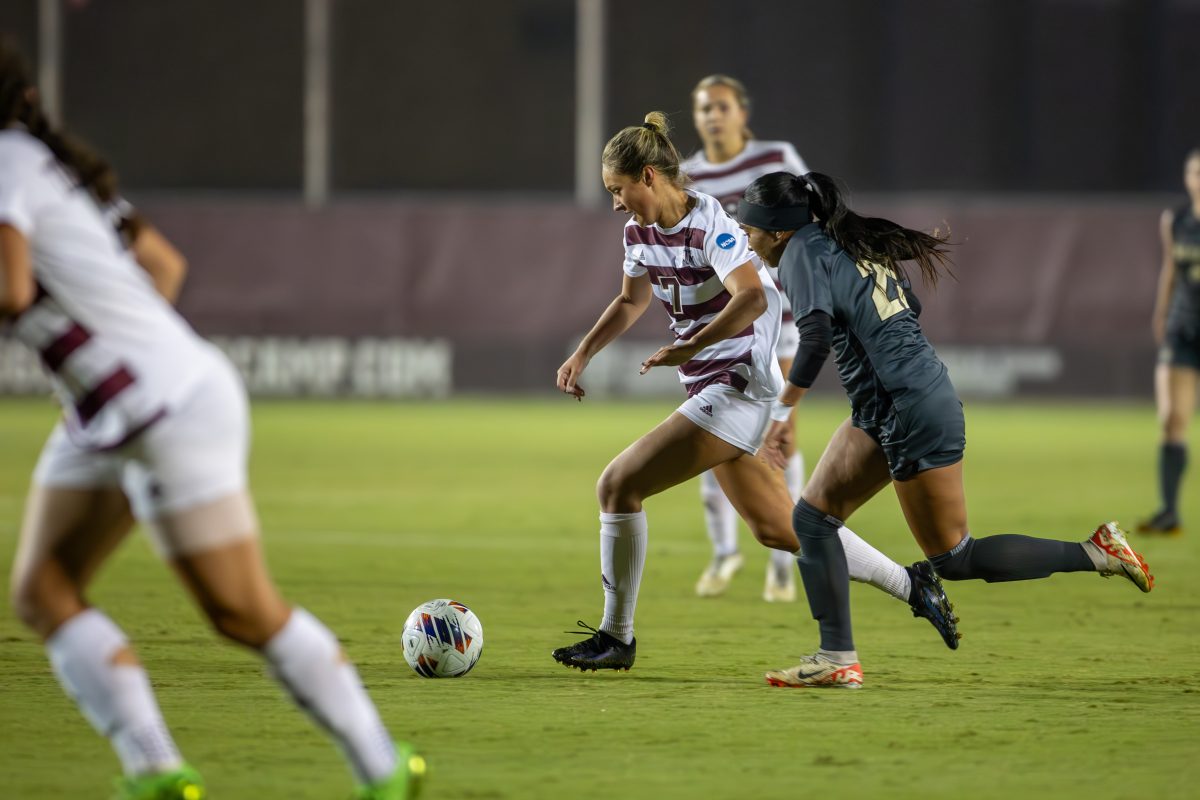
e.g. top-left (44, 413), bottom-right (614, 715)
top-left (676, 384), bottom-right (772, 456)
top-left (32, 353), bottom-right (258, 558)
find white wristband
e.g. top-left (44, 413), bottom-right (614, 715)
top-left (769, 399), bottom-right (794, 422)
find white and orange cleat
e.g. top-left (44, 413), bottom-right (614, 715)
top-left (764, 653), bottom-right (863, 689)
top-left (1085, 522), bottom-right (1155, 593)
top-left (695, 552), bottom-right (744, 597)
top-left (762, 561), bottom-right (797, 603)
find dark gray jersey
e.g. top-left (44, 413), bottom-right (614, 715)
top-left (778, 224), bottom-right (948, 419)
top-left (1168, 205), bottom-right (1200, 336)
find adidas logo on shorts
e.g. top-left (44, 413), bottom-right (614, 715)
top-left (699, 404), bottom-right (714, 416)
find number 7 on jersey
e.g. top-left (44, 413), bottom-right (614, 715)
top-left (656, 275), bottom-right (683, 315)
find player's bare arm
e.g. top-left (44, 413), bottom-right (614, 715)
top-left (130, 223), bottom-right (189, 304)
top-left (762, 383), bottom-right (809, 470)
top-left (1152, 208), bottom-right (1176, 346)
top-left (0, 224), bottom-right (35, 317)
top-left (557, 272), bottom-right (652, 399)
top-left (639, 261), bottom-right (765, 373)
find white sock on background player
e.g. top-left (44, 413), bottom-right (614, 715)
top-left (784, 451), bottom-right (805, 502)
top-left (839, 527), bottom-right (912, 602)
top-left (598, 510), bottom-right (647, 644)
top-left (263, 608), bottom-right (397, 784)
top-left (47, 609), bottom-right (183, 777)
top-left (699, 470), bottom-right (739, 557)
top-left (770, 451), bottom-right (808, 578)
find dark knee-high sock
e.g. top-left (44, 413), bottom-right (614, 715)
top-left (930, 534), bottom-right (1093, 583)
top-left (1160, 443), bottom-right (1188, 517)
top-left (792, 499), bottom-right (854, 651)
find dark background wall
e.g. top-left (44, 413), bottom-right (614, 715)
top-left (2, 0), bottom-right (1197, 194)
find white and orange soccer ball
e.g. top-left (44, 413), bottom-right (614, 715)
top-left (401, 599), bottom-right (484, 678)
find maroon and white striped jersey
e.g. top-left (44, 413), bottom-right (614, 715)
top-left (0, 129), bottom-right (214, 449)
top-left (683, 139), bottom-right (808, 347)
top-left (682, 140), bottom-right (808, 215)
top-left (622, 190), bottom-right (782, 401)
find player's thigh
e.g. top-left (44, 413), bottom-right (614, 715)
top-left (802, 417), bottom-right (892, 520)
top-left (12, 426), bottom-right (135, 625)
top-left (1156, 364), bottom-right (1198, 439)
top-left (713, 452), bottom-right (797, 550)
top-left (891, 461), bottom-right (969, 557)
top-left (11, 485), bottom-right (135, 635)
top-left (600, 411), bottom-right (744, 509)
top-left (164, 494), bottom-right (289, 648)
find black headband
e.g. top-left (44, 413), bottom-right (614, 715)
top-left (736, 198), bottom-right (810, 231)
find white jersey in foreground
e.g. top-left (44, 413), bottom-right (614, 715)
top-left (621, 190), bottom-right (782, 401)
top-left (0, 129), bottom-right (215, 449)
top-left (682, 139), bottom-right (808, 214)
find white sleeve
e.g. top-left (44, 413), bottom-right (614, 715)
top-left (782, 142), bottom-right (808, 176)
top-left (621, 224), bottom-right (648, 277)
top-left (0, 146), bottom-right (40, 235)
top-left (704, 212), bottom-right (754, 282)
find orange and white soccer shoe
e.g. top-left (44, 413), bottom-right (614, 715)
top-left (1086, 522), bottom-right (1155, 593)
top-left (764, 653), bottom-right (863, 689)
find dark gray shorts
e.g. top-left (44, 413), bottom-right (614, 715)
top-left (1159, 328), bottom-right (1200, 371)
top-left (855, 382), bottom-right (966, 481)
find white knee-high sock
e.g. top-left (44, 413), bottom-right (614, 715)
top-left (769, 451), bottom-right (808, 577)
top-left (699, 470), bottom-right (739, 557)
top-left (263, 608), bottom-right (397, 784)
top-left (47, 609), bottom-right (182, 777)
top-left (837, 526), bottom-right (912, 602)
top-left (785, 451), bottom-right (805, 502)
top-left (769, 545), bottom-right (796, 576)
top-left (599, 511), bottom-right (647, 644)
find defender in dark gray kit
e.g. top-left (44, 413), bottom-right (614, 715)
top-left (1140, 147), bottom-right (1200, 536)
top-left (736, 170), bottom-right (1155, 690)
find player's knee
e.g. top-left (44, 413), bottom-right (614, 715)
top-left (202, 598), bottom-right (280, 648)
top-left (11, 559), bottom-right (74, 632)
top-left (745, 513), bottom-right (799, 552)
top-left (797, 489), bottom-right (845, 524)
top-left (596, 466), bottom-right (641, 514)
top-left (1163, 413), bottom-right (1190, 441)
top-left (928, 536), bottom-right (975, 581)
top-left (9, 577), bottom-right (40, 631)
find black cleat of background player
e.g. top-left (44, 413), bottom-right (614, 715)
top-left (907, 561), bottom-right (961, 650)
top-left (552, 621), bottom-right (637, 671)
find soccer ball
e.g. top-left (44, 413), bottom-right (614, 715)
top-left (401, 599), bottom-right (484, 678)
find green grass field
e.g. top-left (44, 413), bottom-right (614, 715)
top-left (0, 397), bottom-right (1197, 799)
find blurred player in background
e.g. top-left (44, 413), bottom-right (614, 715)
top-left (739, 171), bottom-right (1155, 689)
top-left (682, 74), bottom-right (810, 602)
top-left (550, 114), bottom-right (958, 674)
top-left (1139, 147), bottom-right (1200, 536)
top-left (0, 40), bottom-right (422, 800)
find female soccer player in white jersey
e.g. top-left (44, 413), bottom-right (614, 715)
top-left (550, 112), bottom-right (959, 673)
top-left (0, 40), bottom-right (422, 800)
top-left (682, 75), bottom-right (811, 602)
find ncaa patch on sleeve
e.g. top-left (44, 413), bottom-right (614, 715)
top-left (716, 233), bottom-right (737, 250)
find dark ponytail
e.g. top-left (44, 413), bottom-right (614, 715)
top-left (0, 36), bottom-right (139, 238)
top-left (802, 172), bottom-right (953, 287)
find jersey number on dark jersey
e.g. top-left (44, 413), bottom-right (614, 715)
top-left (857, 260), bottom-right (911, 321)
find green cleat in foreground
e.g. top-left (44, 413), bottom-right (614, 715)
top-left (112, 764), bottom-right (206, 800)
top-left (354, 744), bottom-right (427, 800)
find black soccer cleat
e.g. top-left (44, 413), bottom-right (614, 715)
top-left (1136, 509), bottom-right (1182, 537)
top-left (907, 561), bottom-right (961, 650)
top-left (551, 620), bottom-right (636, 671)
